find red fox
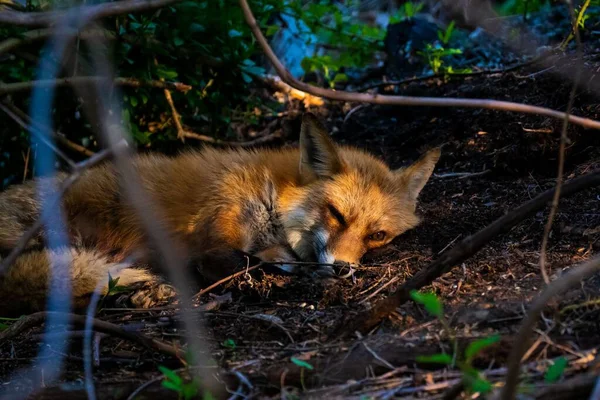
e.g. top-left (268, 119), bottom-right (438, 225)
top-left (0, 113), bottom-right (440, 315)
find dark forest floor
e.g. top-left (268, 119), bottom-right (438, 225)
top-left (2, 9), bottom-right (600, 400)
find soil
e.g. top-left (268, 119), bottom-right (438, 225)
top-left (2, 8), bottom-right (600, 400)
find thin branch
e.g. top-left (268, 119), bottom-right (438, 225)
top-left (539, 0), bottom-right (584, 285)
top-left (192, 265), bottom-right (260, 300)
top-left (0, 141), bottom-right (126, 275)
top-left (0, 101), bottom-right (76, 168)
top-left (0, 312), bottom-right (182, 358)
top-left (501, 254), bottom-right (600, 400)
top-left (0, 76), bottom-right (192, 95)
top-left (239, 0), bottom-right (600, 130)
top-left (0, 100), bottom-right (94, 158)
top-left (0, 0), bottom-right (186, 27)
top-left (333, 169), bottom-right (600, 337)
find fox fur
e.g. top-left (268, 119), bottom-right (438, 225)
top-left (0, 113), bottom-right (440, 315)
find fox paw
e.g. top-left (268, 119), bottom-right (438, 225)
top-left (128, 283), bottom-right (178, 308)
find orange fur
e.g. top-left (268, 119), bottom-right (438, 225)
top-left (0, 113), bottom-right (440, 314)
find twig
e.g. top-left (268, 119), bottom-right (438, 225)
top-left (0, 312), bottom-right (182, 357)
top-left (192, 265), bottom-right (260, 300)
top-left (333, 169), bottom-right (600, 337)
top-left (433, 170), bottom-right (490, 179)
top-left (206, 311), bottom-right (294, 343)
top-left (238, 0), bottom-right (600, 130)
top-left (0, 0), bottom-right (186, 27)
top-left (0, 141), bottom-right (125, 275)
top-left (538, 0), bottom-right (584, 285)
top-left (501, 254), bottom-right (600, 400)
top-left (0, 76), bottom-right (192, 95)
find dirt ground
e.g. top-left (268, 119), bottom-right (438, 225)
top-left (2, 25), bottom-right (600, 400)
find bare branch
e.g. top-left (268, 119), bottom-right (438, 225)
top-left (0, 0), bottom-right (185, 27)
top-left (239, 0), bottom-right (600, 130)
top-left (0, 100), bottom-right (95, 158)
top-left (0, 312), bottom-right (182, 358)
top-left (0, 76), bottom-right (191, 95)
top-left (333, 170), bottom-right (600, 337)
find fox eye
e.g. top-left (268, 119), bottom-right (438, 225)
top-left (369, 231), bottom-right (386, 241)
top-left (327, 204), bottom-right (346, 225)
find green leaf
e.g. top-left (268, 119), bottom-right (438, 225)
top-left (222, 338), bottom-right (236, 349)
top-left (266, 25), bottom-right (279, 36)
top-left (158, 365), bottom-right (183, 386)
top-left (161, 380), bottom-right (181, 391)
top-left (156, 67), bottom-right (178, 80)
top-left (464, 334), bottom-right (501, 363)
top-left (0, 323), bottom-right (9, 331)
top-left (182, 382), bottom-right (199, 400)
top-left (544, 357), bottom-right (568, 383)
top-left (416, 353), bottom-right (452, 365)
top-left (228, 29), bottom-right (243, 38)
top-left (130, 96), bottom-right (138, 107)
top-left (173, 37), bottom-right (184, 47)
top-left (468, 376), bottom-right (493, 394)
top-left (332, 73), bottom-right (348, 83)
top-left (241, 72), bottom-right (252, 83)
top-left (410, 290), bottom-right (443, 317)
top-left (291, 357), bottom-right (314, 370)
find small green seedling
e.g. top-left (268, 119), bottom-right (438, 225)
top-left (437, 21), bottom-right (456, 45)
top-left (544, 356), bottom-right (568, 383)
top-left (417, 44), bottom-right (464, 75)
top-left (410, 290), bottom-right (500, 395)
top-left (222, 338), bottom-right (236, 349)
top-left (158, 365), bottom-right (200, 400)
top-left (291, 356), bottom-right (314, 391)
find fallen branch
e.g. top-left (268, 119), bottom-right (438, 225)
top-left (0, 0), bottom-right (185, 27)
top-left (0, 76), bottom-right (191, 95)
top-left (239, 0), bottom-right (600, 130)
top-left (333, 169), bottom-right (600, 337)
top-left (0, 141), bottom-right (126, 275)
top-left (0, 312), bottom-right (181, 358)
top-left (501, 254), bottom-right (600, 400)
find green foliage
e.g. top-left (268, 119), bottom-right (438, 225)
top-left (292, 1), bottom-right (386, 86)
top-left (437, 21), bottom-right (456, 45)
top-left (411, 290), bottom-right (497, 395)
top-left (158, 365), bottom-right (213, 400)
top-left (416, 44), bottom-right (468, 75)
top-left (106, 273), bottom-right (130, 296)
top-left (290, 357), bottom-right (314, 370)
top-left (544, 356), bottom-right (568, 383)
top-left (562, 0), bottom-right (593, 48)
top-left (416, 353), bottom-right (452, 365)
top-left (410, 289), bottom-right (443, 317)
top-left (222, 338), bottom-right (237, 349)
top-left (464, 334), bottom-right (501, 364)
top-left (389, 1), bottom-right (424, 23)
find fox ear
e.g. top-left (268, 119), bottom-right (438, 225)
top-left (395, 148), bottom-right (441, 203)
top-left (299, 113), bottom-right (343, 179)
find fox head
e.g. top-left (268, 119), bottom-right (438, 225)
top-left (282, 113), bottom-right (440, 265)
